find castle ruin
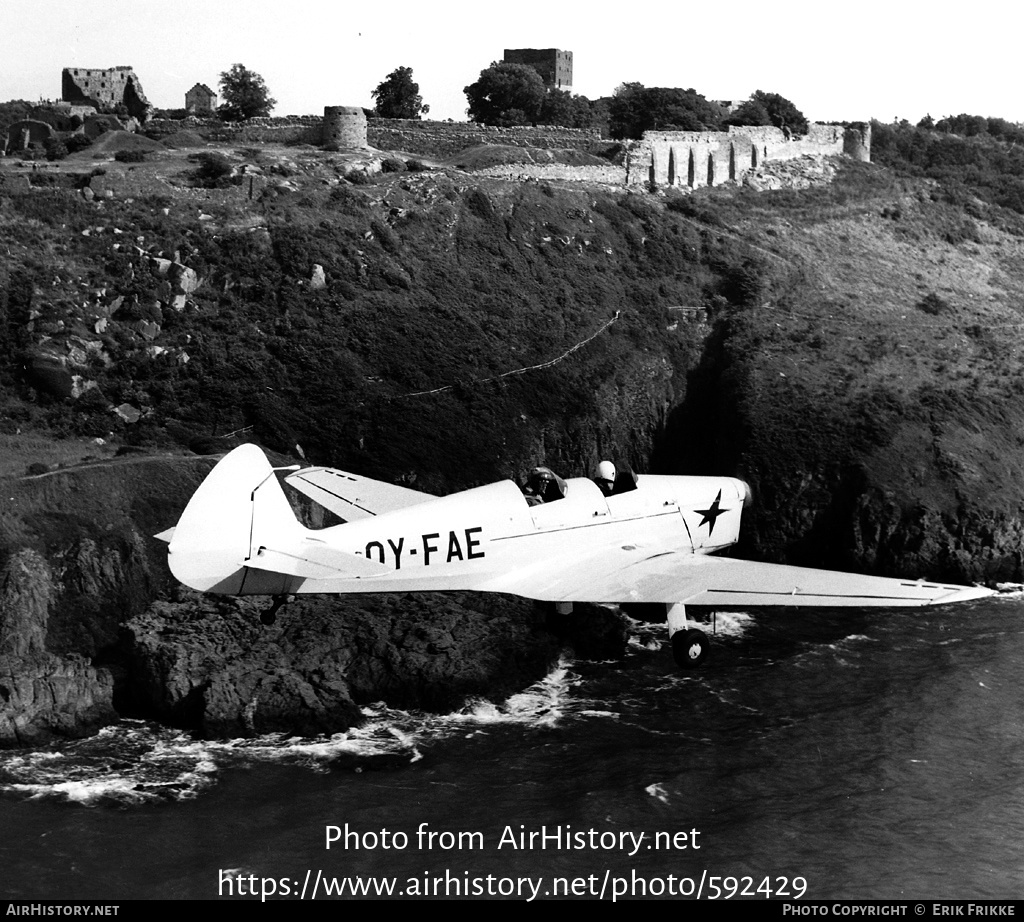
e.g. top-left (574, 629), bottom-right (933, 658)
top-left (62, 66), bottom-right (152, 121)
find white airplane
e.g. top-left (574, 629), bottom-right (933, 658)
top-left (159, 444), bottom-right (992, 669)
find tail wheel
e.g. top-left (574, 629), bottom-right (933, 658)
top-left (672, 628), bottom-right (709, 669)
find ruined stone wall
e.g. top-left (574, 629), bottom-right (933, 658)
top-left (145, 115), bottom-right (324, 145)
top-left (3, 120), bottom-right (54, 155)
top-left (367, 119), bottom-right (600, 158)
top-left (843, 123), bottom-right (872, 162)
top-left (471, 162), bottom-right (628, 184)
top-left (144, 115), bottom-right (600, 158)
top-left (630, 123), bottom-right (868, 189)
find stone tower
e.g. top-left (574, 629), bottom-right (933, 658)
top-left (323, 106), bottom-right (367, 151)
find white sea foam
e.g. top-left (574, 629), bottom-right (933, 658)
top-left (0, 658), bottom-right (591, 804)
top-left (645, 782), bottom-right (670, 803)
top-left (0, 722), bottom-right (220, 805)
top-left (710, 611), bottom-right (755, 636)
top-left (625, 610), bottom-right (754, 654)
top-left (994, 583), bottom-right (1024, 599)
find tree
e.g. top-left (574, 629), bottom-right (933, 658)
top-left (0, 100), bottom-right (34, 136)
top-left (372, 67), bottom-right (429, 119)
top-left (608, 84), bottom-right (724, 139)
top-left (745, 90), bottom-right (808, 136)
top-left (218, 64), bottom-right (276, 121)
top-left (464, 62), bottom-right (547, 126)
top-left (538, 89), bottom-right (599, 128)
top-left (723, 99), bottom-right (772, 129)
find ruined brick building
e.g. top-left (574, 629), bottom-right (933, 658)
top-left (61, 66), bottom-right (151, 121)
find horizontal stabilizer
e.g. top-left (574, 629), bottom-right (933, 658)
top-left (286, 466), bottom-right (432, 521)
top-left (153, 526), bottom-right (176, 544)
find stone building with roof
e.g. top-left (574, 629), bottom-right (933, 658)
top-left (185, 83), bottom-right (218, 114)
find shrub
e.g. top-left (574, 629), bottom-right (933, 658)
top-left (370, 219), bottom-right (399, 254)
top-left (27, 172), bottom-right (62, 187)
top-left (719, 260), bottom-right (765, 308)
top-left (189, 152), bottom-right (237, 187)
top-left (44, 137), bottom-right (68, 161)
top-left (381, 157), bottom-right (407, 174)
top-left (65, 134), bottom-right (92, 154)
top-left (665, 193), bottom-right (726, 227)
top-left (918, 292), bottom-right (951, 315)
top-left (329, 184), bottom-right (368, 216)
top-left (114, 149), bottom-right (147, 163)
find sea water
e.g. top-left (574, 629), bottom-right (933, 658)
top-left (1, 597), bottom-right (1021, 900)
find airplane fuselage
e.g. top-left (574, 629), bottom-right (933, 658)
top-left (234, 475), bottom-right (749, 599)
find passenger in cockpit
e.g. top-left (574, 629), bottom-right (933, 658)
top-left (594, 460), bottom-right (639, 497)
top-left (595, 460), bottom-right (616, 496)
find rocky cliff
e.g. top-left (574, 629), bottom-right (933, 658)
top-left (0, 548), bottom-right (115, 744)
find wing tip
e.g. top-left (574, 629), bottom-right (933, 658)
top-left (930, 584), bottom-right (995, 605)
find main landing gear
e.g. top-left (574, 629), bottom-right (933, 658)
top-left (666, 603), bottom-right (708, 669)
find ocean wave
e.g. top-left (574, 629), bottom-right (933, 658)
top-left (0, 722), bottom-right (218, 806)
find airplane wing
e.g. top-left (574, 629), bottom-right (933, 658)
top-left (480, 548), bottom-right (991, 607)
top-left (285, 466), bottom-right (434, 522)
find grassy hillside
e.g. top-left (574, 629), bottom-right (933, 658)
top-left (658, 160), bottom-right (1024, 578)
top-left (0, 144), bottom-right (751, 491)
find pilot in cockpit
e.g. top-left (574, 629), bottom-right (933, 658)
top-left (523, 466), bottom-right (566, 506)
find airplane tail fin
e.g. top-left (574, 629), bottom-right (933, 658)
top-left (165, 444), bottom-right (388, 595)
top-left (166, 444), bottom-right (299, 594)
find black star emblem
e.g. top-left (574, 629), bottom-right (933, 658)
top-left (694, 490), bottom-right (730, 535)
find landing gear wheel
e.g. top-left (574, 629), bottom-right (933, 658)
top-left (672, 628), bottom-right (709, 669)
